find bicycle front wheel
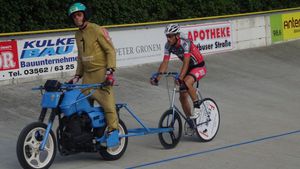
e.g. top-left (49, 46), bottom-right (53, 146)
top-left (158, 109), bottom-right (182, 149)
top-left (195, 98), bottom-right (220, 142)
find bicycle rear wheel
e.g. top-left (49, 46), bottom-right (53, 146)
top-left (195, 98), bottom-right (220, 142)
top-left (158, 109), bottom-right (182, 149)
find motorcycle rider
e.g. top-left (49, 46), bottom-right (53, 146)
top-left (67, 2), bottom-right (119, 147)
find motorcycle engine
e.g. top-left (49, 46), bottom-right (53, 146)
top-left (59, 114), bottom-right (97, 153)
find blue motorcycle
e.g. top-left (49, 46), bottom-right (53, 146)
top-left (16, 80), bottom-right (128, 169)
top-left (17, 73), bottom-right (197, 169)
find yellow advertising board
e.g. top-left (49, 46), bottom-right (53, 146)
top-left (282, 12), bottom-right (300, 40)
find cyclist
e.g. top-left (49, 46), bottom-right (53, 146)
top-left (67, 2), bottom-right (119, 147)
top-left (150, 24), bottom-right (206, 120)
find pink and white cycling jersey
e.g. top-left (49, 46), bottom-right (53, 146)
top-left (163, 37), bottom-right (205, 69)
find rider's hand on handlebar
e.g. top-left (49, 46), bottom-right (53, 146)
top-left (68, 75), bottom-right (80, 84)
top-left (105, 69), bottom-right (115, 86)
top-left (150, 73), bottom-right (159, 86)
top-left (150, 77), bottom-right (159, 86)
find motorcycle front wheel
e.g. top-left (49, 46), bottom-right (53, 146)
top-left (17, 122), bottom-right (56, 169)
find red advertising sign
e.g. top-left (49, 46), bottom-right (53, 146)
top-left (0, 40), bottom-right (19, 71)
top-left (181, 22), bottom-right (233, 54)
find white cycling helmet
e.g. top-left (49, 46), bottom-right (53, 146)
top-left (164, 24), bottom-right (180, 35)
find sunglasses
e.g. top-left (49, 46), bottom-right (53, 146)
top-left (166, 34), bottom-right (175, 38)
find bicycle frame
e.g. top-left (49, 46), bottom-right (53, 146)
top-left (163, 72), bottom-right (211, 128)
top-left (164, 73), bottom-right (190, 124)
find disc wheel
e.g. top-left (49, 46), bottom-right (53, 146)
top-left (158, 109), bottom-right (182, 149)
top-left (195, 98), bottom-right (220, 142)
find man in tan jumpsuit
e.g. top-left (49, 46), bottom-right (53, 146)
top-left (67, 3), bottom-right (119, 139)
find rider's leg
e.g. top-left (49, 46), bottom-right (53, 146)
top-left (93, 86), bottom-right (119, 132)
top-left (185, 67), bottom-right (207, 102)
top-left (179, 87), bottom-right (195, 129)
top-left (82, 69), bottom-right (119, 132)
top-left (184, 67), bottom-right (207, 119)
top-left (183, 75), bottom-right (198, 102)
top-left (179, 91), bottom-right (192, 117)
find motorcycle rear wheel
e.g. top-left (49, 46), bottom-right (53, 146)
top-left (99, 120), bottom-right (128, 160)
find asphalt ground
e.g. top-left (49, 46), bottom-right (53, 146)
top-left (0, 40), bottom-right (299, 169)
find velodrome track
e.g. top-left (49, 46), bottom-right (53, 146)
top-left (1, 40), bottom-right (300, 169)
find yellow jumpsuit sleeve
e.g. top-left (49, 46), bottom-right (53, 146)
top-left (75, 33), bottom-right (84, 76)
top-left (97, 27), bottom-right (116, 70)
top-left (75, 56), bottom-right (84, 76)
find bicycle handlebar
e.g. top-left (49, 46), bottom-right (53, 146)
top-left (151, 72), bottom-right (179, 79)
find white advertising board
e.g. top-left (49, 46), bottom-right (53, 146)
top-left (0, 35), bottom-right (77, 80)
top-left (111, 27), bottom-right (165, 67)
top-left (0, 21), bottom-right (234, 81)
top-left (181, 22), bottom-right (234, 54)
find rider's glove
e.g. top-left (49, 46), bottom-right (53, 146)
top-left (175, 74), bottom-right (182, 86)
top-left (150, 73), bottom-right (159, 86)
top-left (105, 68), bottom-right (115, 86)
top-left (68, 75), bottom-right (80, 84)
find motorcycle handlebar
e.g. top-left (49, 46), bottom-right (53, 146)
top-left (32, 82), bottom-right (112, 91)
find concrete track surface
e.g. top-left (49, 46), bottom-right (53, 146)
top-left (1, 40), bottom-right (300, 169)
